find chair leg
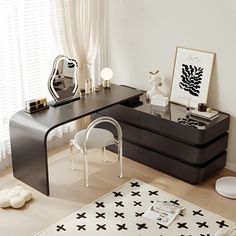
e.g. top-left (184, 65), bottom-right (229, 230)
top-left (102, 147), bottom-right (106, 162)
top-left (83, 150), bottom-right (89, 187)
top-left (118, 144), bottom-right (123, 178)
top-left (69, 140), bottom-right (74, 170)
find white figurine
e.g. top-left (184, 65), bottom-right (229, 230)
top-left (146, 70), bottom-right (168, 107)
top-left (146, 70), bottom-right (164, 99)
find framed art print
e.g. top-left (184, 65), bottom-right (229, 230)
top-left (170, 47), bottom-right (215, 108)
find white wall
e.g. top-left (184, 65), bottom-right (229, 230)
top-left (107, 0), bottom-right (236, 170)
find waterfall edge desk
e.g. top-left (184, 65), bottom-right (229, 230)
top-left (9, 85), bottom-right (143, 195)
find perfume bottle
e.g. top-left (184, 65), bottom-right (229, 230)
top-left (85, 79), bottom-right (90, 94)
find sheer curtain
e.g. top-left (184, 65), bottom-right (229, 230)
top-left (56, 0), bottom-right (106, 89)
top-left (0, 0), bottom-right (107, 169)
top-left (0, 0), bottom-right (73, 168)
top-left (55, 0), bottom-right (107, 130)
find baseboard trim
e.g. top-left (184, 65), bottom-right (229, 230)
top-left (225, 161), bottom-right (236, 172)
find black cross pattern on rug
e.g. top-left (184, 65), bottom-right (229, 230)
top-left (157, 223), bottom-right (168, 229)
top-left (177, 222), bottom-right (188, 229)
top-left (137, 223), bottom-right (148, 230)
top-left (200, 234), bottom-right (210, 236)
top-left (148, 190), bottom-right (158, 196)
top-left (77, 224), bottom-right (86, 231)
top-left (96, 224), bottom-right (106, 231)
top-left (113, 191), bottom-right (123, 197)
top-left (179, 210), bottom-right (184, 217)
top-left (56, 224), bottom-right (66, 232)
top-left (170, 199), bottom-right (180, 205)
top-left (216, 220), bottom-right (229, 228)
top-left (96, 212), bottom-right (105, 219)
top-left (193, 209), bottom-right (204, 216)
top-left (196, 221), bottom-right (209, 228)
top-left (134, 201), bottom-right (142, 206)
top-left (76, 212), bottom-right (86, 219)
top-left (135, 212), bottom-right (144, 217)
top-left (131, 191), bottom-right (141, 197)
top-left (95, 201), bottom-right (105, 208)
top-left (130, 181), bottom-right (140, 187)
top-left (116, 223), bottom-right (128, 231)
top-left (114, 211), bottom-right (125, 218)
top-left (115, 201), bottom-right (124, 207)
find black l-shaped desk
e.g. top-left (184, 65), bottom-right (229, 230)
top-left (9, 85), bottom-right (143, 195)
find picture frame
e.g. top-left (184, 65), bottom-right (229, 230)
top-left (170, 47), bottom-right (215, 108)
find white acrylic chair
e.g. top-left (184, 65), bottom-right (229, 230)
top-left (69, 116), bottom-right (123, 186)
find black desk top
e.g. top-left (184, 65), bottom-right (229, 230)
top-left (11, 84), bottom-right (143, 133)
top-left (135, 95), bottom-right (229, 130)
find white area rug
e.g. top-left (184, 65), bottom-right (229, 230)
top-left (36, 179), bottom-right (235, 235)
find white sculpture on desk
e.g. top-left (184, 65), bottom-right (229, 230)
top-left (146, 70), bottom-right (168, 107)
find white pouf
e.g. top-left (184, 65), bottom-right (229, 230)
top-left (0, 185), bottom-right (32, 209)
top-left (215, 176), bottom-right (236, 199)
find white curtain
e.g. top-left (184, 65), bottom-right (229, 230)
top-left (56, 0), bottom-right (106, 89)
top-left (0, 0), bottom-right (107, 169)
top-left (0, 0), bottom-right (74, 167)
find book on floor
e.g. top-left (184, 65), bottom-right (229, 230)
top-left (143, 200), bottom-right (185, 227)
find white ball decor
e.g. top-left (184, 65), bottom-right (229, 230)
top-left (0, 185), bottom-right (32, 209)
top-left (100, 67), bottom-right (113, 81)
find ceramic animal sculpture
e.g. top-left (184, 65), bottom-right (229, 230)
top-left (146, 70), bottom-right (164, 99)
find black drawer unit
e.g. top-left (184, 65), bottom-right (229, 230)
top-left (92, 91), bottom-right (230, 184)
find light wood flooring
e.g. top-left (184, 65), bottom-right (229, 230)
top-left (0, 145), bottom-right (236, 236)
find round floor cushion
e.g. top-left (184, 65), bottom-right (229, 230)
top-left (215, 176), bottom-right (236, 199)
top-left (0, 185), bottom-right (32, 208)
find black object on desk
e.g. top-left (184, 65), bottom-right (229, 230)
top-left (9, 85), bottom-right (143, 195)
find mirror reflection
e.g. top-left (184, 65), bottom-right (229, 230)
top-left (48, 55), bottom-right (79, 105)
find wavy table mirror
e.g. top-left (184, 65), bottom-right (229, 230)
top-left (48, 55), bottom-right (79, 106)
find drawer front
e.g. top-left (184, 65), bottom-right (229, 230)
top-left (140, 129), bottom-right (228, 165)
top-left (139, 112), bottom-right (204, 145)
top-left (138, 146), bottom-right (226, 184)
top-left (98, 105), bottom-right (141, 126)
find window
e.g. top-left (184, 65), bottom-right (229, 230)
top-left (0, 0), bottom-right (67, 163)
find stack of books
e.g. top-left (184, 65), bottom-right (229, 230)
top-left (191, 109), bottom-right (219, 120)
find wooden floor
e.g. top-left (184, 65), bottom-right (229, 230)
top-left (0, 145), bottom-right (236, 236)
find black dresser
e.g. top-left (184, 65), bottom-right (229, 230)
top-left (93, 89), bottom-right (230, 184)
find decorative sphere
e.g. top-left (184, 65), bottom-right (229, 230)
top-left (101, 68), bottom-right (113, 80)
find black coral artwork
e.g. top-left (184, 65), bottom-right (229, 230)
top-left (179, 64), bottom-right (203, 97)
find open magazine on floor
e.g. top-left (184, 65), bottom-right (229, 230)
top-left (143, 200), bottom-right (185, 227)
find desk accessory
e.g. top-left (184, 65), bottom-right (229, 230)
top-left (170, 47), bottom-right (215, 108)
top-left (198, 102), bottom-right (207, 112)
top-left (24, 97), bottom-right (48, 114)
top-left (191, 108), bottom-right (219, 120)
top-left (101, 67), bottom-right (113, 88)
top-left (146, 70), bottom-right (169, 107)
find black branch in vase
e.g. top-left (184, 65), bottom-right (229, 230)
top-left (179, 64), bottom-right (203, 97)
